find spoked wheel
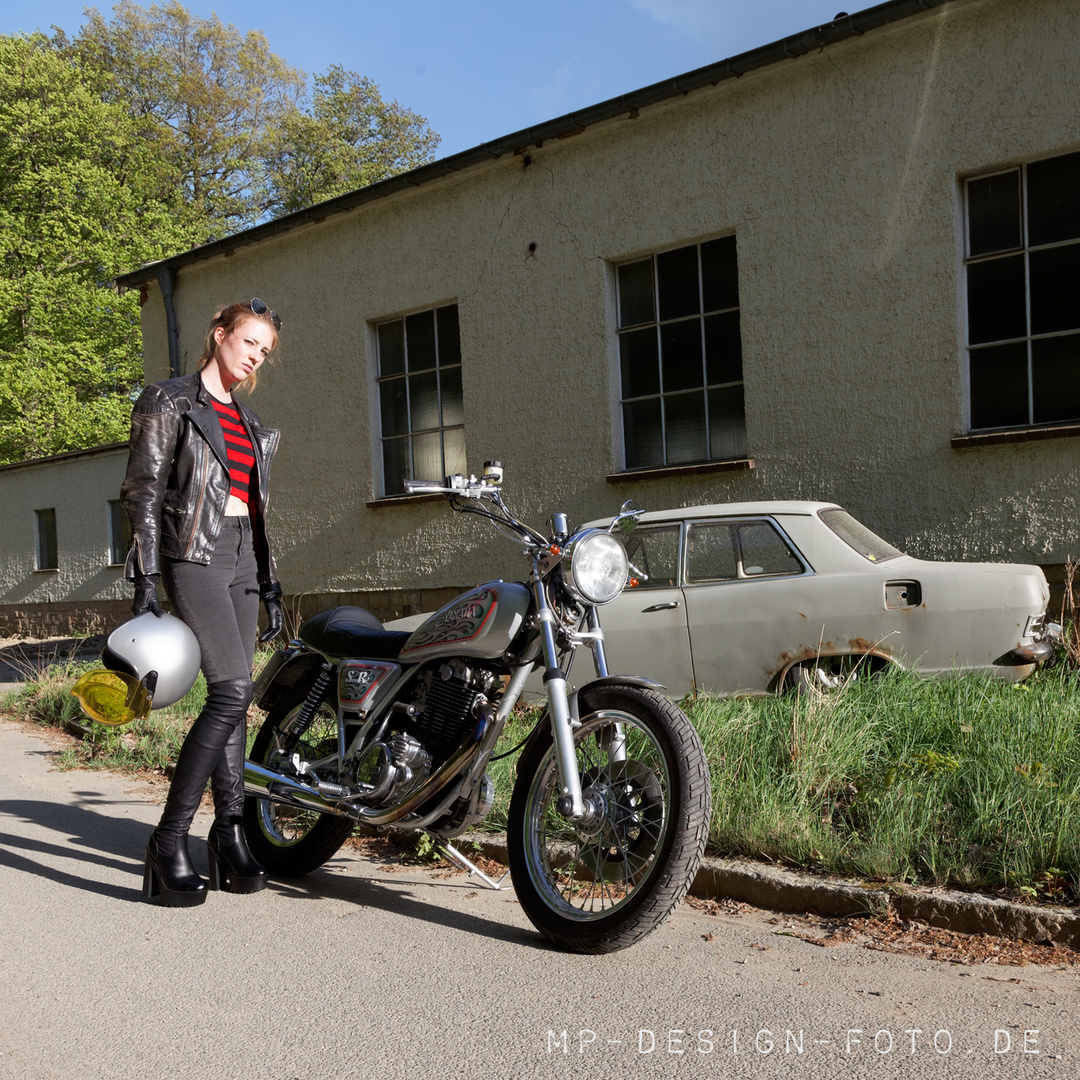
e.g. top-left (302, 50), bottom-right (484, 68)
top-left (242, 692), bottom-right (354, 876)
top-left (508, 685), bottom-right (710, 954)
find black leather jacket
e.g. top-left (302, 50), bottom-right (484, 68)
top-left (121, 372), bottom-right (280, 590)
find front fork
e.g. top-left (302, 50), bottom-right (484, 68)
top-left (531, 576), bottom-right (618, 825)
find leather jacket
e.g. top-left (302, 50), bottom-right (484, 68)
top-left (121, 372), bottom-right (280, 590)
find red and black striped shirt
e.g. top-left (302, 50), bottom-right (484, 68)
top-left (211, 398), bottom-right (256, 504)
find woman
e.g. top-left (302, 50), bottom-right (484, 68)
top-left (121, 299), bottom-right (285, 907)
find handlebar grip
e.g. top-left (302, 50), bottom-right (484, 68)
top-left (403, 479), bottom-right (447, 494)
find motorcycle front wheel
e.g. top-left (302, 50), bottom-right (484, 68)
top-left (507, 684), bottom-right (711, 953)
top-left (242, 689), bottom-right (354, 876)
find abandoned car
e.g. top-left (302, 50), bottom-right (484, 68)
top-left (579, 501), bottom-right (1060, 696)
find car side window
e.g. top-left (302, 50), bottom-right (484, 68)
top-left (685, 523), bottom-right (738, 582)
top-left (622, 524), bottom-right (681, 589)
top-left (736, 521), bottom-right (804, 576)
top-left (686, 519), bottom-right (804, 582)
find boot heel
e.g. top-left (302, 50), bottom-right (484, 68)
top-left (206, 847), bottom-right (226, 891)
top-left (143, 834), bottom-right (207, 907)
top-left (143, 859), bottom-right (159, 900)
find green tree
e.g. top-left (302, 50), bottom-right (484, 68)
top-left (0, 32), bottom-right (196, 462)
top-left (260, 65), bottom-right (442, 217)
top-left (74, 3), bottom-right (440, 235)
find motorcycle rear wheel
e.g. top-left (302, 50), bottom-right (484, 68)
top-left (243, 690), bottom-right (354, 876)
top-left (507, 684), bottom-right (710, 953)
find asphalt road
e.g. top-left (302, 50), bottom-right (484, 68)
top-left (1, 717), bottom-right (1077, 1080)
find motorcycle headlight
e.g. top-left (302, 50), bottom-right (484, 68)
top-left (563, 529), bottom-right (629, 606)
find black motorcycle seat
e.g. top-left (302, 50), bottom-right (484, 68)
top-left (298, 606), bottom-right (412, 660)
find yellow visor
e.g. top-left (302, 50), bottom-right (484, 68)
top-left (70, 670), bottom-right (152, 726)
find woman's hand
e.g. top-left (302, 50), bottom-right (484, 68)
top-left (132, 573), bottom-right (165, 618)
top-left (258, 585), bottom-right (284, 643)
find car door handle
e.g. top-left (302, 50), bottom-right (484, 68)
top-left (642, 602), bottom-right (680, 612)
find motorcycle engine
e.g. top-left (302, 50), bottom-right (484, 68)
top-left (351, 659), bottom-right (498, 807)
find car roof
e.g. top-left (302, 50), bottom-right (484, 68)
top-left (584, 500), bottom-right (843, 528)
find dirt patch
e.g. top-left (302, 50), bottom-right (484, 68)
top-left (685, 896), bottom-right (1080, 968)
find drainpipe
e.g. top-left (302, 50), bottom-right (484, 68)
top-left (156, 265), bottom-right (180, 378)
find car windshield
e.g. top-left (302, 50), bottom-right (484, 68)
top-left (819, 508), bottom-right (903, 563)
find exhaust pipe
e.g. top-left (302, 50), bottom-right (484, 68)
top-left (244, 759), bottom-right (338, 814)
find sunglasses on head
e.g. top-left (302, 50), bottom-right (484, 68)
top-left (249, 297), bottom-right (281, 331)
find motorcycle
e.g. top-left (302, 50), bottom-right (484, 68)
top-left (243, 462), bottom-right (711, 953)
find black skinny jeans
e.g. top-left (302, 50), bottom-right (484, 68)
top-left (162, 516), bottom-right (260, 683)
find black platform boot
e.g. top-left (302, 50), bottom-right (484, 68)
top-left (207, 716), bottom-right (267, 893)
top-left (144, 677), bottom-right (252, 906)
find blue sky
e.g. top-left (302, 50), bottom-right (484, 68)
top-left (2, 1), bottom-right (846, 157)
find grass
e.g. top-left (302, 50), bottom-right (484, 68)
top-left (4, 650), bottom-right (1079, 903)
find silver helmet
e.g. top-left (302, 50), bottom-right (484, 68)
top-left (71, 613), bottom-right (202, 725)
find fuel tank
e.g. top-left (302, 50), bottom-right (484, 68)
top-left (399, 582), bottom-right (531, 662)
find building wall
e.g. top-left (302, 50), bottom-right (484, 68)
top-left (0, 447), bottom-right (130, 636)
top-left (120, 0), bottom-right (1078, 609)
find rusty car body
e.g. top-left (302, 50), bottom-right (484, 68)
top-left (579, 501), bottom-right (1059, 696)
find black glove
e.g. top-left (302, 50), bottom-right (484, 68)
top-left (132, 573), bottom-right (165, 618)
top-left (258, 585), bottom-right (284, 643)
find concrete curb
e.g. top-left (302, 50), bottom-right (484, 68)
top-left (461, 834), bottom-right (1080, 949)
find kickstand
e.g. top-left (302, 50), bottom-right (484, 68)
top-left (436, 839), bottom-right (510, 890)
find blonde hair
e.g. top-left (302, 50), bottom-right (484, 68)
top-left (196, 301), bottom-right (280, 393)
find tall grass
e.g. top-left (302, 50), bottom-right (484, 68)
top-left (5, 655), bottom-right (1079, 899)
top-left (693, 665), bottom-right (1080, 897)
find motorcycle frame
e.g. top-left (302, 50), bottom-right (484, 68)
top-left (245, 473), bottom-right (646, 830)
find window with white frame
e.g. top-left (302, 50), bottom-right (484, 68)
top-left (965, 151), bottom-right (1080, 430)
top-left (35, 508), bottom-right (57, 570)
top-left (616, 236), bottom-right (746, 470)
top-left (376, 303), bottom-right (464, 496)
top-left (108, 499), bottom-right (132, 566)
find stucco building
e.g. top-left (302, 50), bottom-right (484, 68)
top-left (2, 0), bottom-right (1078, 635)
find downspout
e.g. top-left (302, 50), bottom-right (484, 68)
top-left (156, 265), bottom-right (180, 378)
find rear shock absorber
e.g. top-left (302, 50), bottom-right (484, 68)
top-left (278, 662), bottom-right (335, 747)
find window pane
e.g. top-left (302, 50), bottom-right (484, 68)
top-left (967, 171), bottom-right (1021, 256)
top-left (701, 235), bottom-right (739, 312)
top-left (686, 523), bottom-right (737, 582)
top-left (708, 386), bottom-right (748, 459)
top-left (1032, 333), bottom-right (1080, 424)
top-left (618, 259), bottom-right (655, 327)
top-left (657, 245), bottom-right (700, 321)
top-left (436, 304), bottom-right (461, 366)
top-left (408, 370), bottom-right (439, 431)
top-left (412, 431), bottom-right (442, 480)
top-left (969, 342), bottom-right (1029, 429)
top-left (405, 310), bottom-right (436, 371)
top-left (36, 508), bottom-right (57, 570)
top-left (623, 524), bottom-right (681, 589)
top-left (442, 426), bottom-right (467, 476)
top-left (737, 522), bottom-right (803, 576)
top-left (619, 328), bottom-right (660, 398)
top-left (704, 311), bottom-right (742, 385)
top-left (664, 390), bottom-right (706, 464)
top-left (623, 398), bottom-right (663, 469)
top-left (660, 320), bottom-right (703, 392)
top-left (967, 254), bottom-right (1026, 344)
top-left (1028, 151), bottom-right (1080, 247)
top-left (382, 437), bottom-right (409, 495)
top-left (1029, 245), bottom-right (1080, 335)
top-left (439, 365), bottom-right (463, 426)
top-left (380, 377), bottom-right (408, 437)
top-left (377, 320), bottom-right (404, 376)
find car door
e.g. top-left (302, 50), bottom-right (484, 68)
top-left (589, 522), bottom-right (696, 695)
top-left (681, 517), bottom-right (820, 693)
